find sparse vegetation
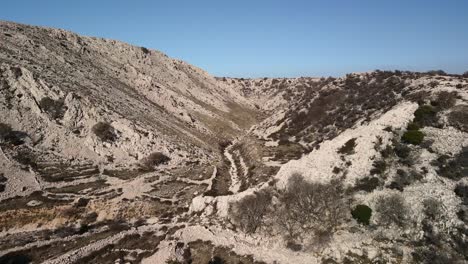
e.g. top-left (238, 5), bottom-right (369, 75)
top-left (351, 205), bottom-right (372, 225)
top-left (92, 121), bottom-right (117, 142)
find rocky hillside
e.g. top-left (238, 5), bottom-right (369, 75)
top-left (1, 21), bottom-right (468, 264)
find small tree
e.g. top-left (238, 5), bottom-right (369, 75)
top-left (375, 193), bottom-right (409, 227)
top-left (92, 122), bottom-right (116, 142)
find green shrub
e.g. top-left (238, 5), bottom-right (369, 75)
top-left (351, 205), bottom-right (372, 225)
top-left (402, 130), bottom-right (424, 145)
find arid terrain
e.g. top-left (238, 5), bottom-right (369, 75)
top-left (0, 21), bottom-right (468, 264)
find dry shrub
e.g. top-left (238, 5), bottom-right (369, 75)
top-left (448, 105), bottom-right (468, 132)
top-left (92, 122), bottom-right (116, 142)
top-left (375, 193), bottom-right (409, 227)
top-left (39, 97), bottom-right (66, 119)
top-left (230, 189), bottom-right (272, 234)
top-left (276, 174), bottom-right (348, 239)
top-left (141, 152), bottom-right (171, 171)
top-left (433, 91), bottom-right (457, 109)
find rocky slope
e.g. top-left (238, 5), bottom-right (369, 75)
top-left (1, 21), bottom-right (468, 264)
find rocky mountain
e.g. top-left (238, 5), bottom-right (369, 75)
top-left (0, 21), bottom-right (468, 264)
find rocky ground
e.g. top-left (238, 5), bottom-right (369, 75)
top-left (0, 21), bottom-right (468, 264)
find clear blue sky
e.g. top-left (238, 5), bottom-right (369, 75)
top-left (1, 0), bottom-right (467, 77)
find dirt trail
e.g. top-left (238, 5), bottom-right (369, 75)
top-left (225, 142), bottom-right (241, 193)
